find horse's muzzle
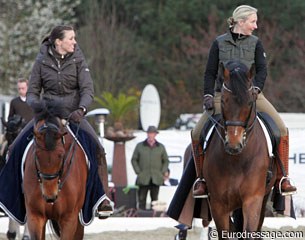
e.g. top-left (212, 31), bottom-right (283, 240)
top-left (224, 141), bottom-right (243, 155)
top-left (43, 194), bottom-right (58, 204)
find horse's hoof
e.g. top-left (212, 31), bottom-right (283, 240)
top-left (6, 231), bottom-right (16, 240)
top-left (174, 234), bottom-right (186, 240)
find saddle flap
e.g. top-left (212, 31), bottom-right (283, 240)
top-left (257, 112), bottom-right (281, 148)
top-left (200, 114), bottom-right (221, 152)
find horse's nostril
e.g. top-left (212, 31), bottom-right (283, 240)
top-left (225, 142), bottom-right (243, 155)
top-left (43, 195), bottom-right (57, 203)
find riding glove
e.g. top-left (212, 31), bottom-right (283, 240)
top-left (203, 95), bottom-right (214, 111)
top-left (69, 108), bottom-right (85, 123)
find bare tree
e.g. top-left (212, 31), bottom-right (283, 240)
top-left (0, 0), bottom-right (80, 95)
top-left (77, 0), bottom-right (140, 96)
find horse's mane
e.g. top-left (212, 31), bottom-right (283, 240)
top-left (225, 60), bottom-right (250, 105)
top-left (32, 99), bottom-right (64, 125)
top-left (32, 100), bottom-right (65, 150)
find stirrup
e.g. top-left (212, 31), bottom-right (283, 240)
top-left (279, 176), bottom-right (297, 196)
top-left (96, 199), bottom-right (114, 219)
top-left (193, 178), bottom-right (208, 199)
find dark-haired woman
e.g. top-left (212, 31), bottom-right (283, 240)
top-left (28, 25), bottom-right (113, 218)
top-left (0, 25), bottom-right (113, 221)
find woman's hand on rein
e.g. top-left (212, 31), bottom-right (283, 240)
top-left (203, 95), bottom-right (214, 111)
top-left (69, 108), bottom-right (85, 123)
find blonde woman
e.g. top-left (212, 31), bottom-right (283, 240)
top-left (192, 5), bottom-right (296, 198)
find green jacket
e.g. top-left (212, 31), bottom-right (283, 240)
top-left (131, 140), bottom-right (169, 186)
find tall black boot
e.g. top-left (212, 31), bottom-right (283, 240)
top-left (191, 137), bottom-right (208, 198)
top-left (96, 150), bottom-right (114, 219)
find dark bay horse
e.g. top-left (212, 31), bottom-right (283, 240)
top-left (23, 101), bottom-right (88, 239)
top-left (1, 115), bottom-right (24, 169)
top-left (203, 60), bottom-right (276, 239)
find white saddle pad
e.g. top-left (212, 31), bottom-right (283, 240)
top-left (21, 125), bottom-right (90, 179)
top-left (203, 116), bottom-right (273, 157)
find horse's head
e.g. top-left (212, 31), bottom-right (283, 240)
top-left (221, 60), bottom-right (256, 155)
top-left (2, 115), bottom-right (24, 145)
top-left (32, 100), bottom-right (67, 203)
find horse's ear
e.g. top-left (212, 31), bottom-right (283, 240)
top-left (248, 63), bottom-right (255, 80)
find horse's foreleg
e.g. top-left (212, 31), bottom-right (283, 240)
top-left (59, 214), bottom-right (83, 240)
top-left (7, 218), bottom-right (20, 237)
top-left (74, 220), bottom-right (85, 240)
top-left (242, 197), bottom-right (264, 236)
top-left (27, 214), bottom-right (47, 240)
top-left (257, 194), bottom-right (270, 232)
top-left (210, 202), bottom-right (231, 239)
top-left (23, 223), bottom-right (30, 238)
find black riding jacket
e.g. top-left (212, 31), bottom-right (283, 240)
top-left (27, 40), bottom-right (94, 118)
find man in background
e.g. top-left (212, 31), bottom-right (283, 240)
top-left (8, 78), bottom-right (33, 124)
top-left (131, 126), bottom-right (169, 210)
top-left (6, 77), bottom-right (33, 240)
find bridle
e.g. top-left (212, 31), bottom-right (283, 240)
top-left (207, 82), bottom-right (257, 152)
top-left (222, 82), bottom-right (257, 133)
top-left (34, 122), bottom-right (79, 192)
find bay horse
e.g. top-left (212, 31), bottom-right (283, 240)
top-left (23, 100), bottom-right (87, 239)
top-left (203, 60), bottom-right (276, 239)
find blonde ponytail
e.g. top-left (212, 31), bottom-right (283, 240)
top-left (227, 5), bottom-right (257, 28)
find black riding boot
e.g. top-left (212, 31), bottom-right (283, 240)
top-left (96, 149), bottom-right (114, 219)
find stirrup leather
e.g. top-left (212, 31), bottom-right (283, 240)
top-left (279, 176), bottom-right (297, 196)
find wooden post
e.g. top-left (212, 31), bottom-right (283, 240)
top-left (106, 136), bottom-right (135, 187)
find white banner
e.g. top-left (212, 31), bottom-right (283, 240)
top-left (289, 129), bottom-right (305, 217)
top-left (103, 113), bottom-right (305, 217)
